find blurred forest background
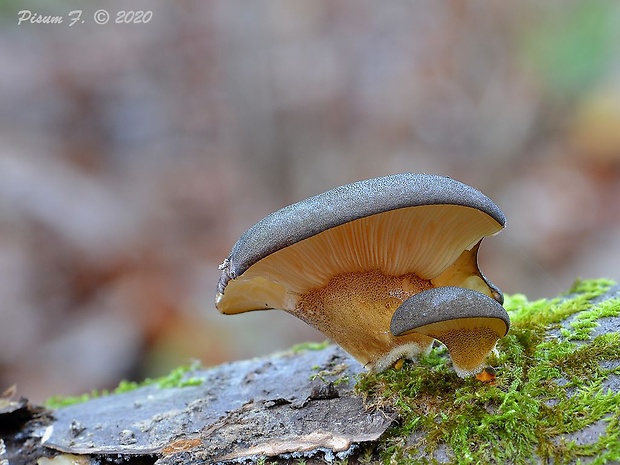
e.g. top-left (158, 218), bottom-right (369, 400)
top-left (1, 0), bottom-right (620, 403)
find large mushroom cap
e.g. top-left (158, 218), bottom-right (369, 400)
top-left (216, 173), bottom-right (506, 370)
top-left (391, 286), bottom-right (510, 377)
top-left (217, 173), bottom-right (505, 299)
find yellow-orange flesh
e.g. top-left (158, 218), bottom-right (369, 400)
top-left (216, 205), bottom-right (502, 313)
top-left (216, 204), bottom-right (504, 370)
top-left (295, 270), bottom-right (434, 368)
top-left (408, 317), bottom-right (508, 377)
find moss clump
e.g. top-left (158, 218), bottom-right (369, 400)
top-left (356, 278), bottom-right (620, 464)
top-left (45, 362), bottom-right (203, 409)
top-left (290, 340), bottom-right (331, 353)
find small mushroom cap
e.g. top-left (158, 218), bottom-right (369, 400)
top-left (390, 286), bottom-right (510, 376)
top-left (390, 286), bottom-right (510, 337)
top-left (215, 173), bottom-right (506, 371)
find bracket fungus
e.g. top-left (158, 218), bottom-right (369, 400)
top-left (216, 173), bottom-right (506, 372)
top-left (390, 287), bottom-right (510, 377)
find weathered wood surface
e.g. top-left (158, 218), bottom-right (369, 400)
top-left (50, 344), bottom-right (391, 464)
top-left (2, 344), bottom-right (391, 464)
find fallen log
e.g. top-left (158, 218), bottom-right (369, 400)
top-left (1, 278), bottom-right (619, 464)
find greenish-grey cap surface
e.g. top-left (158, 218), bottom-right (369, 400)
top-left (390, 286), bottom-right (510, 336)
top-left (218, 173), bottom-right (506, 294)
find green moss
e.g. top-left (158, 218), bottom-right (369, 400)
top-left (152, 363), bottom-right (204, 389)
top-left (45, 362), bottom-right (203, 409)
top-left (357, 278), bottom-right (620, 464)
top-left (290, 340), bottom-right (331, 353)
top-left (45, 391), bottom-right (103, 409)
